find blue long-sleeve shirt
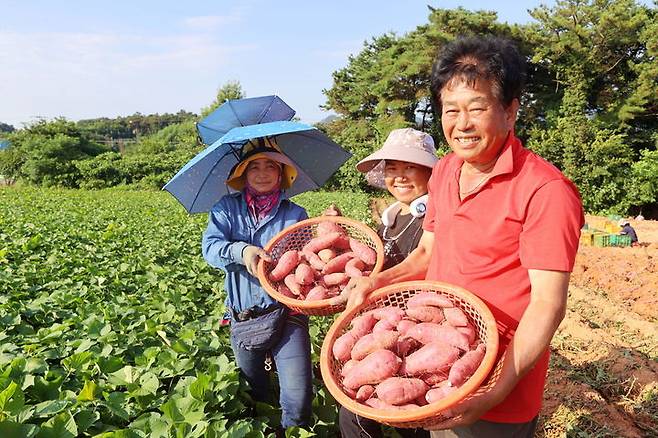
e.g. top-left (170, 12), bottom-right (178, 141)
top-left (202, 192), bottom-right (308, 313)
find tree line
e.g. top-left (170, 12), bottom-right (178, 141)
top-left (1, 1), bottom-right (656, 216)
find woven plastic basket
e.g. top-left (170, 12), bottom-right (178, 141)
top-left (319, 280), bottom-right (499, 428)
top-left (257, 216), bottom-right (384, 316)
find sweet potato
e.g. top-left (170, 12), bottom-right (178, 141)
top-left (283, 273), bottom-right (303, 296)
top-left (350, 312), bottom-right (377, 337)
top-left (405, 305), bottom-right (445, 323)
top-left (323, 272), bottom-right (349, 286)
top-left (333, 235), bottom-right (352, 250)
top-left (376, 377), bottom-right (429, 405)
top-left (448, 343), bottom-right (486, 386)
top-left (345, 258), bottom-right (366, 278)
top-left (342, 349), bottom-right (401, 389)
top-left (302, 232), bottom-right (343, 253)
top-left (341, 359), bottom-right (360, 377)
top-left (333, 331), bottom-right (358, 362)
top-left (425, 380), bottom-right (457, 404)
top-left (305, 284), bottom-right (329, 301)
top-left (443, 307), bottom-right (469, 327)
top-left (349, 238), bottom-right (377, 265)
top-left (351, 330), bottom-right (399, 361)
top-left (396, 319), bottom-right (417, 335)
top-left (406, 322), bottom-right (470, 351)
top-left (317, 221), bottom-right (347, 236)
top-left (302, 249), bottom-right (326, 271)
top-left (277, 284), bottom-right (297, 299)
top-left (422, 371), bottom-right (448, 386)
top-left (416, 395), bottom-right (429, 406)
top-left (322, 252), bottom-right (355, 274)
top-left (371, 306), bottom-right (405, 324)
top-left (269, 250), bottom-right (300, 282)
top-left (295, 263), bottom-right (314, 285)
top-left (317, 248), bottom-right (336, 263)
top-left (372, 319), bottom-right (397, 333)
top-left (395, 336), bottom-right (421, 357)
top-left (456, 324), bottom-right (477, 345)
top-left (399, 342), bottom-right (460, 376)
top-left (365, 398), bottom-right (419, 410)
top-left (356, 385), bottom-right (375, 402)
top-left (343, 387), bottom-right (357, 399)
top-left (407, 292), bottom-right (453, 309)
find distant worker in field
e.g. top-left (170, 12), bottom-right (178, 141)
top-left (618, 219), bottom-right (639, 246)
top-left (345, 35), bottom-right (584, 437)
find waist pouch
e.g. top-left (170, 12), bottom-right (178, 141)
top-left (230, 305), bottom-right (288, 351)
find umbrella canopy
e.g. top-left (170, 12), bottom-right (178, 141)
top-left (164, 121), bottom-right (352, 214)
top-left (196, 95), bottom-right (295, 146)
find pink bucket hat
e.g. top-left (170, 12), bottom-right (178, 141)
top-left (356, 128), bottom-right (438, 188)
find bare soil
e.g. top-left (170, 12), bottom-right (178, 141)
top-left (541, 216), bottom-right (658, 437)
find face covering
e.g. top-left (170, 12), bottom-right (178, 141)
top-left (243, 176), bottom-right (281, 223)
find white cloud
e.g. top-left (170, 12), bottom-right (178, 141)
top-left (0, 29), bottom-right (257, 126)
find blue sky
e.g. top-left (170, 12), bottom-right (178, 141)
top-left (1, 0), bottom-right (558, 129)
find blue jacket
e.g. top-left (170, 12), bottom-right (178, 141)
top-left (202, 192), bottom-right (308, 313)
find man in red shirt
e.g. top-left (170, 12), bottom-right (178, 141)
top-left (346, 35), bottom-right (584, 437)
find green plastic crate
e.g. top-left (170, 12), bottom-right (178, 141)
top-left (593, 233), bottom-right (610, 248)
top-left (609, 234), bottom-right (632, 247)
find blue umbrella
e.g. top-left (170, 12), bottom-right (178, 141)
top-left (164, 121), bottom-right (352, 213)
top-left (196, 95), bottom-right (295, 146)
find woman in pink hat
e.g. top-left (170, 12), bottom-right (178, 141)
top-left (337, 127), bottom-right (439, 438)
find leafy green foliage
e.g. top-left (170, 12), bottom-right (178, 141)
top-left (5, 119), bottom-right (108, 187)
top-left (77, 111), bottom-right (197, 142)
top-left (0, 187), bottom-right (375, 436)
top-left (0, 122), bottom-right (15, 133)
top-left (201, 81), bottom-right (246, 118)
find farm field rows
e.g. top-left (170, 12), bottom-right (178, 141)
top-left (0, 188), bottom-right (371, 437)
top-left (1, 187), bottom-right (656, 437)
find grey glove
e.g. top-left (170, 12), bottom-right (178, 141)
top-left (242, 245), bottom-right (272, 277)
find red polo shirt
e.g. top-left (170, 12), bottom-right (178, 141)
top-left (423, 135), bottom-right (583, 423)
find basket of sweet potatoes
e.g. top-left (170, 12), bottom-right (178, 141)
top-left (256, 216), bottom-right (385, 316)
top-left (319, 280), bottom-right (499, 428)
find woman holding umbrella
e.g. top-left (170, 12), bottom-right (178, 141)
top-left (201, 142), bottom-right (313, 432)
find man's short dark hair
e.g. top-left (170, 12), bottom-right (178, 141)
top-left (430, 35), bottom-right (526, 109)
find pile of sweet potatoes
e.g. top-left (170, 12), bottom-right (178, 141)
top-left (332, 291), bottom-right (487, 410)
top-left (266, 220), bottom-right (377, 301)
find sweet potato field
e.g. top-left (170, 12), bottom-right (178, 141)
top-left (0, 188), bottom-right (370, 437)
top-left (1, 187), bottom-right (656, 437)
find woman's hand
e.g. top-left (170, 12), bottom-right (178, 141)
top-left (242, 245), bottom-right (272, 277)
top-left (322, 203), bottom-right (342, 217)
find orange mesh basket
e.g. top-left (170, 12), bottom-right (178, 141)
top-left (257, 216), bottom-right (384, 316)
top-left (319, 280), bottom-right (499, 428)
